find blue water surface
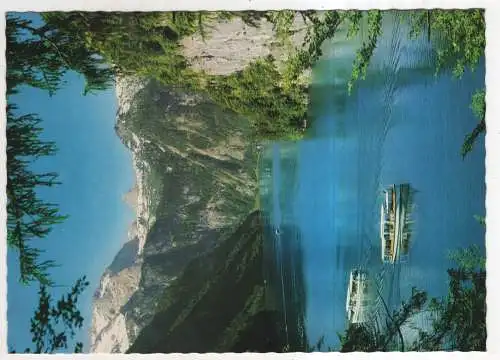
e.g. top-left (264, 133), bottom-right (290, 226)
top-left (260, 13), bottom-right (485, 350)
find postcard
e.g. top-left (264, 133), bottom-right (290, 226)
top-left (5, 7), bottom-right (486, 354)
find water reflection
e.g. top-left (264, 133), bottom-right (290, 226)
top-left (262, 221), bottom-right (307, 351)
top-left (258, 11), bottom-right (485, 352)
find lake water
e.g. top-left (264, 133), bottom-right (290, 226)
top-left (259, 13), bottom-right (486, 350)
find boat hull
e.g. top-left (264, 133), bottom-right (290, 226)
top-left (380, 184), bottom-right (414, 264)
top-left (346, 269), bottom-right (371, 324)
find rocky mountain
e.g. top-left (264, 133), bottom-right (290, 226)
top-left (90, 76), bottom-right (258, 352)
top-left (90, 14), bottom-right (309, 353)
top-left (125, 212), bottom-right (308, 353)
top-left (127, 210), bottom-right (269, 353)
top-left (181, 14), bottom-right (308, 76)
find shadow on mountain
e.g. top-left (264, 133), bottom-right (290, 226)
top-left (108, 238), bottom-right (140, 275)
top-left (127, 211), bottom-right (308, 353)
top-left (262, 220), bottom-right (308, 352)
top-left (127, 211), bottom-right (274, 352)
top-left (112, 79), bottom-right (259, 337)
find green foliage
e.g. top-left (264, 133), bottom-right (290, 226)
top-left (6, 104), bottom-right (67, 285)
top-left (205, 56), bottom-right (308, 141)
top-left (346, 10), bottom-right (485, 92)
top-left (197, 10), bottom-right (353, 141)
top-left (6, 12), bottom-right (99, 352)
top-left (339, 288), bottom-right (427, 352)
top-left (6, 12), bottom-right (120, 284)
top-left (6, 14), bottom-right (114, 96)
top-left (412, 267), bottom-right (486, 351)
top-left (344, 10), bottom-right (485, 156)
top-left (409, 11), bottom-right (487, 159)
top-left (38, 11), bottom-right (317, 140)
top-left (414, 246), bottom-right (486, 351)
top-left (283, 11), bottom-right (342, 83)
top-left (40, 12), bottom-right (192, 88)
top-left (474, 214), bottom-right (486, 227)
top-left (409, 9), bottom-right (485, 78)
top-left (348, 10), bottom-right (382, 94)
top-left (10, 277), bottom-right (89, 353)
top-left (6, 10), bottom-right (488, 353)
top-left (39, 10), bottom-right (373, 141)
top-left (266, 10), bottom-right (297, 46)
top-left (39, 11), bottom-right (243, 89)
top-left (337, 245), bottom-right (486, 352)
top-left (471, 89), bottom-right (486, 120)
top-left (461, 89), bottom-right (486, 158)
top-left (342, 10), bottom-right (364, 39)
top-left (6, 16), bottom-right (61, 95)
top-left (24, 9), bottom-right (486, 147)
top-left (448, 244), bottom-right (485, 272)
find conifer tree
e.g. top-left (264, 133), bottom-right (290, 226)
top-left (6, 14), bottom-right (114, 96)
top-left (6, 13), bottom-right (103, 353)
top-left (6, 105), bottom-right (66, 285)
top-left (10, 277), bottom-right (89, 353)
top-left (6, 12), bottom-right (116, 284)
top-left (337, 245), bottom-right (486, 352)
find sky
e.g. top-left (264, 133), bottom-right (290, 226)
top-left (7, 68), bottom-right (135, 351)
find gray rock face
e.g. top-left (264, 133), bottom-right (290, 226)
top-left (90, 14), bottom-right (309, 353)
top-left (181, 15), bottom-right (307, 75)
top-left (90, 79), bottom-right (257, 352)
top-left (90, 237), bottom-right (142, 353)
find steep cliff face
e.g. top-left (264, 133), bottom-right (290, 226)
top-left (90, 15), bottom-right (306, 353)
top-left (115, 76), bottom-right (156, 256)
top-left (181, 15), bottom-right (308, 75)
top-left (90, 77), bottom-right (149, 353)
top-left (90, 240), bottom-right (141, 352)
top-left (91, 82), bottom-right (257, 352)
top-left (127, 213), bottom-right (308, 354)
top-left (127, 210), bottom-right (268, 353)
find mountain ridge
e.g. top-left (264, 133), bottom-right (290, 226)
top-left (90, 14), bottom-right (309, 353)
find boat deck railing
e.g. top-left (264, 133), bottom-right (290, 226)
top-left (380, 183), bottom-right (416, 264)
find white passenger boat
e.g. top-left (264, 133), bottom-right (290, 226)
top-left (346, 269), bottom-right (370, 324)
top-left (380, 184), bottom-right (413, 264)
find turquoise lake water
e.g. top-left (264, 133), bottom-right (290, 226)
top-left (259, 13), bottom-right (486, 350)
